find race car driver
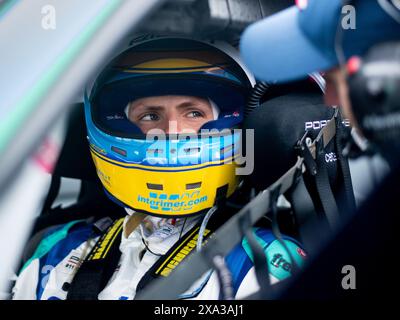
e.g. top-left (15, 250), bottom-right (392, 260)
top-left (12, 37), bottom-right (306, 300)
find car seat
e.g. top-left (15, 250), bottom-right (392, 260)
top-left (20, 103), bottom-right (126, 265)
top-left (243, 79), bottom-right (356, 251)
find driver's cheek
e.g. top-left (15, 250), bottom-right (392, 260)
top-left (138, 120), bottom-right (167, 134)
top-left (180, 117), bottom-right (208, 133)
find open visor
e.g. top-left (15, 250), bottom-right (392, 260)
top-left (88, 38), bottom-right (252, 138)
top-left (91, 75), bottom-right (248, 138)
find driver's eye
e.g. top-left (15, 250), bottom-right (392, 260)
top-left (140, 113), bottom-right (159, 121)
top-left (186, 111), bottom-right (203, 118)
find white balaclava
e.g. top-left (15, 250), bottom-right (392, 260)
top-left (209, 98), bottom-right (220, 120)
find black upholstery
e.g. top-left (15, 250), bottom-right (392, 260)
top-left (28, 103), bottom-right (125, 242)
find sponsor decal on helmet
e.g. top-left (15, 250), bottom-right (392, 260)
top-left (137, 192), bottom-right (208, 212)
top-left (106, 114), bottom-right (125, 121)
top-left (90, 143), bottom-right (107, 155)
top-left (96, 169), bottom-right (111, 186)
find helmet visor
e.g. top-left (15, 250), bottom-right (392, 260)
top-left (89, 39), bottom-right (251, 138)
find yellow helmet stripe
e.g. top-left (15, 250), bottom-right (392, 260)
top-left (123, 58), bottom-right (221, 74)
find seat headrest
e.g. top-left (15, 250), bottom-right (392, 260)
top-left (53, 103), bottom-right (98, 181)
top-left (243, 92), bottom-right (336, 191)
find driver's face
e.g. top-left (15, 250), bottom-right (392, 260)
top-left (127, 95), bottom-right (214, 134)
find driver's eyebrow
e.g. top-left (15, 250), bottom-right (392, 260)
top-left (131, 105), bottom-right (165, 113)
top-left (176, 101), bottom-right (209, 110)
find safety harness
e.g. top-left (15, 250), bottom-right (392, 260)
top-left (66, 207), bottom-right (229, 300)
top-left (135, 108), bottom-right (357, 300)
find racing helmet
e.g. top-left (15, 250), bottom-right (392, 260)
top-left (85, 37), bottom-right (254, 218)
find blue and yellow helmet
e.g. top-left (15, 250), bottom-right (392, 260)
top-left (85, 38), bottom-right (254, 218)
